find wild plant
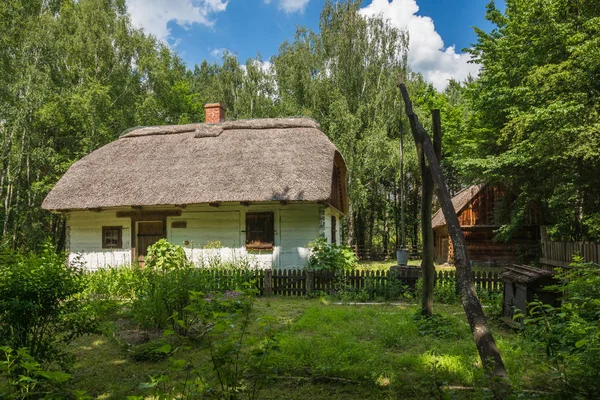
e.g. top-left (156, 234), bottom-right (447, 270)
top-left (0, 244), bottom-right (96, 368)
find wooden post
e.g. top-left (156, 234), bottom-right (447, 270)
top-left (420, 109), bottom-right (442, 316)
top-left (264, 269), bottom-right (273, 297)
top-left (397, 77), bottom-right (508, 384)
top-left (306, 270), bottom-right (314, 295)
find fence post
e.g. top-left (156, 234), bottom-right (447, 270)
top-left (306, 270), bottom-right (314, 295)
top-left (264, 269), bottom-right (273, 297)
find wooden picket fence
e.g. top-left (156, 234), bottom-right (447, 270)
top-left (540, 239), bottom-right (600, 269)
top-left (215, 268), bottom-right (503, 297)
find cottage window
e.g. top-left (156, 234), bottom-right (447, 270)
top-left (331, 216), bottom-right (337, 245)
top-left (246, 212), bottom-right (274, 250)
top-left (102, 226), bottom-right (122, 249)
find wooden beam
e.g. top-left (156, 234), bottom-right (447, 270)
top-left (240, 201), bottom-right (250, 207)
top-left (209, 202), bottom-right (220, 208)
top-left (116, 210), bottom-right (182, 219)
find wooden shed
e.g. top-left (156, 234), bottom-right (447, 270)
top-left (501, 264), bottom-right (558, 321)
top-left (432, 184), bottom-right (543, 266)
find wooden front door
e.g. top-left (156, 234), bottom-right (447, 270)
top-left (137, 221), bottom-right (165, 263)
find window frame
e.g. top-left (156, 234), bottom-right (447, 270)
top-left (331, 215), bottom-right (337, 245)
top-left (102, 226), bottom-right (123, 249)
top-left (245, 212), bottom-right (275, 250)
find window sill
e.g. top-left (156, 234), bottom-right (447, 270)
top-left (246, 244), bottom-right (274, 252)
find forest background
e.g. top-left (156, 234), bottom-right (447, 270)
top-left (1, 0), bottom-right (599, 255)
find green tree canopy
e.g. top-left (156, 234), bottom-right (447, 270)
top-left (465, 0), bottom-right (600, 240)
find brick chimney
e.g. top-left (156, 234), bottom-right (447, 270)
top-left (204, 103), bottom-right (226, 124)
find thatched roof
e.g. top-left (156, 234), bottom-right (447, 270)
top-left (431, 184), bottom-right (485, 229)
top-left (42, 118), bottom-right (347, 212)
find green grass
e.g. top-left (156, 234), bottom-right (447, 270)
top-left (359, 259), bottom-right (504, 273)
top-left (67, 297), bottom-right (556, 399)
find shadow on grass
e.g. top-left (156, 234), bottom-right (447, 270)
top-left (68, 298), bottom-right (556, 399)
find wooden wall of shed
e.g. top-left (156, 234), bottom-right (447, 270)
top-left (458, 185), bottom-right (543, 227)
top-left (434, 226), bottom-right (540, 266)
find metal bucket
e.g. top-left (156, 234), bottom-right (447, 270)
top-left (396, 248), bottom-right (409, 266)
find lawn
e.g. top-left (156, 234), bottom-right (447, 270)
top-left (68, 297), bottom-right (555, 399)
top-left (358, 259), bottom-right (503, 273)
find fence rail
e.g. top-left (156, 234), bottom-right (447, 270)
top-left (541, 239), bottom-right (600, 269)
top-left (216, 268), bottom-right (503, 297)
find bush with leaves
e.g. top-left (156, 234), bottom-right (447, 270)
top-left (0, 245), bottom-right (96, 368)
top-left (306, 237), bottom-right (357, 273)
top-left (129, 239), bottom-right (257, 335)
top-left (0, 346), bottom-right (91, 400)
top-left (131, 239), bottom-right (201, 334)
top-left (136, 284), bottom-right (279, 400)
top-left (521, 258), bottom-right (600, 398)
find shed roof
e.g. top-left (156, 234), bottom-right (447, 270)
top-left (42, 118), bottom-right (347, 212)
top-left (432, 184), bottom-right (485, 229)
top-left (502, 264), bottom-right (553, 284)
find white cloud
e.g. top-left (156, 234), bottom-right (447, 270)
top-left (264, 0), bottom-right (310, 14)
top-left (126, 0), bottom-right (229, 41)
top-left (360, 0), bottom-right (479, 91)
top-left (240, 60), bottom-right (274, 75)
top-left (210, 47), bottom-right (228, 58)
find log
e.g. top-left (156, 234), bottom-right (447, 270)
top-left (397, 77), bottom-right (509, 384)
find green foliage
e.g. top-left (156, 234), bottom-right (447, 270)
top-left (307, 237), bottom-right (358, 273)
top-left (138, 286), bottom-right (279, 400)
top-left (0, 346), bottom-right (89, 400)
top-left (465, 0), bottom-right (600, 241)
top-left (84, 240), bottom-right (259, 336)
top-left (145, 238), bottom-right (190, 272)
top-left (128, 339), bottom-right (172, 363)
top-left (416, 277), bottom-right (460, 304)
top-left (0, 244), bottom-right (96, 368)
top-left (521, 259), bottom-right (600, 398)
top-left (413, 313), bottom-right (467, 340)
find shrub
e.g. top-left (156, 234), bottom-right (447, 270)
top-left (138, 285), bottom-right (278, 400)
top-left (521, 258), bottom-right (600, 398)
top-left (129, 339), bottom-right (172, 362)
top-left (0, 346), bottom-right (88, 399)
top-left (306, 237), bottom-right (357, 273)
top-left (415, 277), bottom-right (460, 304)
top-left (129, 239), bottom-right (257, 335)
top-left (0, 244), bottom-right (96, 368)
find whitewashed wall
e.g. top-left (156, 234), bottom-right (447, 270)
top-left (66, 203), bottom-right (336, 270)
top-left (67, 211), bottom-right (131, 271)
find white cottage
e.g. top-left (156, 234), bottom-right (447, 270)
top-left (42, 104), bottom-right (348, 270)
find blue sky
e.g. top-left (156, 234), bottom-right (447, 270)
top-left (126, 0), bottom-right (505, 90)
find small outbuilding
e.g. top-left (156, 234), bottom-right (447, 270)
top-left (42, 104), bottom-right (348, 270)
top-left (432, 184), bottom-right (543, 266)
top-left (501, 264), bottom-right (558, 321)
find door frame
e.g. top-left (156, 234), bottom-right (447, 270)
top-left (136, 220), bottom-right (167, 263)
top-left (116, 209), bottom-right (182, 264)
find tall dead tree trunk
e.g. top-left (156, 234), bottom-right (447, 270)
top-left (420, 110), bottom-right (442, 316)
top-left (397, 78), bottom-right (508, 381)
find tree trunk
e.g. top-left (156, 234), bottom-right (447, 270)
top-left (397, 78), bottom-right (509, 383)
top-left (420, 110), bottom-right (442, 316)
